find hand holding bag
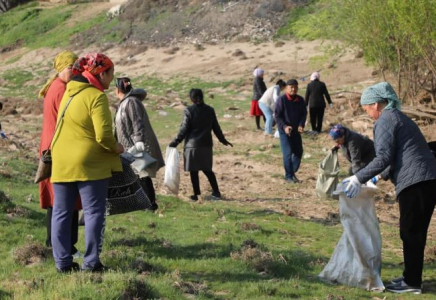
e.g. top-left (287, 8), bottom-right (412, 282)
top-left (127, 145), bottom-right (157, 173)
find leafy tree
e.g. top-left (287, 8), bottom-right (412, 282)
top-left (292, 0), bottom-right (436, 103)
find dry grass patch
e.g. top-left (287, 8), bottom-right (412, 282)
top-left (231, 240), bottom-right (274, 272)
top-left (13, 242), bottom-right (50, 266)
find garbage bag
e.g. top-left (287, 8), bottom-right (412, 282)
top-left (318, 182), bottom-right (384, 292)
top-left (316, 150), bottom-right (340, 198)
top-left (164, 147), bottom-right (180, 195)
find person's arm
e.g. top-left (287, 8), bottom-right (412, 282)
top-left (271, 86), bottom-right (280, 111)
top-left (170, 109), bottom-right (191, 146)
top-left (211, 109), bottom-right (230, 145)
top-left (259, 78), bottom-right (267, 96)
top-left (305, 84), bottom-right (310, 106)
top-left (125, 99), bottom-right (145, 144)
top-left (323, 83), bottom-right (332, 104)
top-left (348, 138), bottom-right (364, 174)
top-left (91, 94), bottom-right (118, 152)
top-left (274, 97), bottom-right (285, 131)
top-left (298, 99), bottom-right (307, 128)
top-left (356, 118), bottom-right (396, 183)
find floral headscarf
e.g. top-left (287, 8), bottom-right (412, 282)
top-left (72, 53), bottom-right (114, 91)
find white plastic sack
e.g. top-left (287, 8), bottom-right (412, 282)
top-left (316, 151), bottom-right (340, 198)
top-left (318, 182), bottom-right (384, 292)
top-left (164, 147), bottom-right (180, 195)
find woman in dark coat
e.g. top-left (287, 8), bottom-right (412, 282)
top-left (169, 89), bottom-right (233, 201)
top-left (305, 72), bottom-right (332, 133)
top-left (329, 124), bottom-right (376, 175)
top-left (114, 77), bottom-right (165, 210)
top-left (251, 68), bottom-right (267, 130)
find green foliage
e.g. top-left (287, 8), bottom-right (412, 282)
top-left (290, 0), bottom-right (436, 101)
top-left (0, 3), bottom-right (72, 48)
top-left (275, 2), bottom-right (319, 39)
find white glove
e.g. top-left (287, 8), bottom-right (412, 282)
top-left (329, 103), bottom-right (333, 108)
top-left (135, 141), bottom-right (145, 152)
top-left (342, 175), bottom-right (361, 198)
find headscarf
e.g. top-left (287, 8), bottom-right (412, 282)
top-left (253, 68), bottom-right (264, 77)
top-left (38, 50), bottom-right (77, 98)
top-left (329, 124), bottom-right (345, 140)
top-left (310, 72), bottom-right (320, 81)
top-left (360, 82), bottom-right (401, 110)
top-left (72, 53), bottom-right (114, 92)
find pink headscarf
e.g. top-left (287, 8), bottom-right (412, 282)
top-left (310, 72), bottom-right (320, 81)
top-left (253, 68), bottom-right (264, 77)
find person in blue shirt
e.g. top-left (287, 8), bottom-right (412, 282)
top-left (275, 79), bottom-right (307, 183)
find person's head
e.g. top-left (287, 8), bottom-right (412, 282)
top-left (54, 51), bottom-right (77, 83)
top-left (38, 50), bottom-right (77, 98)
top-left (72, 53), bottom-right (115, 90)
top-left (276, 79), bottom-right (286, 91)
top-left (253, 68), bottom-right (264, 78)
top-left (310, 72), bottom-right (320, 81)
top-left (189, 88), bottom-right (204, 105)
top-left (360, 82), bottom-right (400, 120)
top-left (114, 77), bottom-right (132, 99)
top-left (285, 79), bottom-right (298, 95)
top-left (329, 124), bottom-right (346, 145)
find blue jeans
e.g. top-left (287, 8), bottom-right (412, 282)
top-left (52, 179), bottom-right (109, 269)
top-left (258, 102), bottom-right (273, 135)
top-left (279, 131), bottom-right (303, 179)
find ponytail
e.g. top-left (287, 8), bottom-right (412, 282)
top-left (189, 88), bottom-right (204, 105)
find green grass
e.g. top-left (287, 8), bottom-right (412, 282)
top-left (1, 154), bottom-right (434, 299)
top-left (0, 2), bottom-right (110, 49)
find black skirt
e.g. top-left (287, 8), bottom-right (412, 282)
top-left (184, 147), bottom-right (213, 172)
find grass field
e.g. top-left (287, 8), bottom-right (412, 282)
top-left (1, 73), bottom-right (436, 299)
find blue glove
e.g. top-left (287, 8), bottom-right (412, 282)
top-left (371, 176), bottom-right (379, 185)
top-left (342, 175), bottom-right (361, 198)
top-left (0, 131), bottom-right (7, 139)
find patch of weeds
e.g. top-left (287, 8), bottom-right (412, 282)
top-left (174, 280), bottom-right (209, 295)
top-left (119, 279), bottom-right (157, 300)
top-left (130, 258), bottom-right (156, 275)
top-left (231, 241), bottom-right (274, 272)
top-left (13, 242), bottom-right (50, 266)
top-left (241, 222), bottom-right (261, 231)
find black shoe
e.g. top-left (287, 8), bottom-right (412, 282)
top-left (391, 276), bottom-right (404, 284)
top-left (286, 176), bottom-right (301, 184)
top-left (211, 192), bottom-right (221, 200)
top-left (386, 280), bottom-right (421, 294)
top-left (81, 262), bottom-right (109, 273)
top-left (150, 201), bottom-right (158, 211)
top-left (190, 195), bottom-right (198, 201)
top-left (57, 262), bottom-right (80, 274)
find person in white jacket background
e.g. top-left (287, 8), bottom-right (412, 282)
top-left (258, 79), bottom-right (286, 136)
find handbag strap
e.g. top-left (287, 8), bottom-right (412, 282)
top-left (49, 87), bottom-right (91, 150)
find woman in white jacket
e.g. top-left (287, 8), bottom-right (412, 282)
top-left (258, 79), bottom-right (286, 136)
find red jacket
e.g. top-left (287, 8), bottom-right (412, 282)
top-left (39, 78), bottom-right (82, 210)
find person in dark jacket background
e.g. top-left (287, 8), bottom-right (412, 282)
top-left (344, 82), bottom-right (436, 294)
top-left (329, 124), bottom-right (376, 175)
top-left (275, 79), bottom-right (307, 183)
top-left (169, 89), bottom-right (233, 201)
top-left (114, 77), bottom-right (165, 211)
top-left (251, 68), bottom-right (267, 130)
top-left (305, 72), bottom-right (332, 133)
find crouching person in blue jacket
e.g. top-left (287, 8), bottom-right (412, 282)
top-left (343, 82), bottom-right (436, 294)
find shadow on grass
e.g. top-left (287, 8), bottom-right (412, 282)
top-left (0, 289), bottom-right (12, 299)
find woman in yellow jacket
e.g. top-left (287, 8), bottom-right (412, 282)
top-left (51, 53), bottom-right (124, 273)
